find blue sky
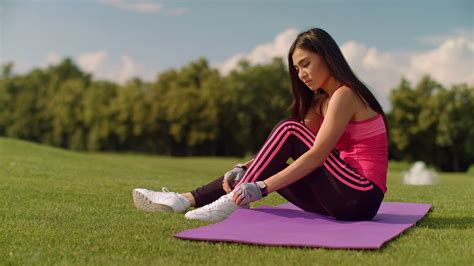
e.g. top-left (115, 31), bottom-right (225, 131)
top-left (1, 0), bottom-right (473, 109)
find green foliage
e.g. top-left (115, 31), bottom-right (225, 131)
top-left (468, 165), bottom-right (474, 175)
top-left (1, 58), bottom-right (472, 172)
top-left (389, 76), bottom-right (473, 171)
top-left (0, 57), bottom-right (292, 156)
top-left (225, 58), bottom-right (292, 154)
top-left (82, 80), bottom-right (118, 150)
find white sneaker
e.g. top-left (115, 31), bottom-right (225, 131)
top-left (184, 192), bottom-right (247, 222)
top-left (132, 187), bottom-right (191, 213)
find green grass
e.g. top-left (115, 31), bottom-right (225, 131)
top-left (1, 137), bottom-right (473, 265)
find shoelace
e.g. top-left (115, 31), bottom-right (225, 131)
top-left (206, 195), bottom-right (233, 209)
top-left (161, 187), bottom-right (188, 207)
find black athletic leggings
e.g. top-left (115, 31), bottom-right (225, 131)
top-left (190, 119), bottom-right (384, 221)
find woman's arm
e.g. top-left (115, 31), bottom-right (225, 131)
top-left (303, 95), bottom-right (325, 135)
top-left (263, 87), bottom-right (358, 193)
top-left (243, 158), bottom-right (254, 169)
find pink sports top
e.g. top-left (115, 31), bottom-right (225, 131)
top-left (319, 98), bottom-right (388, 193)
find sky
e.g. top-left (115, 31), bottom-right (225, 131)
top-left (1, 0), bottom-right (473, 109)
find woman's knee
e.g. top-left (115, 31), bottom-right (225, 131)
top-left (276, 118), bottom-right (299, 126)
top-left (273, 118), bottom-right (302, 131)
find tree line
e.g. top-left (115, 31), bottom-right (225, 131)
top-left (0, 57), bottom-right (472, 171)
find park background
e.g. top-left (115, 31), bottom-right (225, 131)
top-left (0, 0), bottom-right (473, 264)
top-left (1, 0), bottom-right (473, 172)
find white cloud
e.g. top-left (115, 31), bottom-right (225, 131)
top-left (77, 50), bottom-right (108, 74)
top-left (99, 0), bottom-right (161, 13)
top-left (342, 34), bottom-right (473, 110)
top-left (116, 54), bottom-right (152, 83)
top-left (45, 52), bottom-right (61, 65)
top-left (340, 41), bottom-right (407, 109)
top-left (215, 28), bottom-right (299, 75)
top-left (407, 36), bottom-right (474, 86)
top-left (46, 50), bottom-right (154, 84)
top-left (216, 53), bottom-right (246, 76)
top-left (98, 0), bottom-right (189, 15)
top-left (217, 27), bottom-right (473, 110)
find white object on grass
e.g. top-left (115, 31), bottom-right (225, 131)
top-left (132, 187), bottom-right (191, 213)
top-left (185, 192), bottom-right (248, 222)
top-left (402, 161), bottom-right (438, 185)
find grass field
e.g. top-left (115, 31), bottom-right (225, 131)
top-left (1, 137), bottom-right (473, 265)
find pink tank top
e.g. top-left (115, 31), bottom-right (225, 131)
top-left (320, 99), bottom-right (388, 193)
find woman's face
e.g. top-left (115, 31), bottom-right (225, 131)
top-left (292, 48), bottom-right (331, 91)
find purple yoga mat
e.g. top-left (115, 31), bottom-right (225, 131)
top-left (175, 202), bottom-right (431, 249)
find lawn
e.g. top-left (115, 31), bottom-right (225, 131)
top-left (0, 137), bottom-right (472, 265)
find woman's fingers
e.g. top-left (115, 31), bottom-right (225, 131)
top-left (232, 191), bottom-right (239, 203)
top-left (232, 185), bottom-right (247, 206)
top-left (232, 190), bottom-right (242, 204)
top-left (234, 190), bottom-right (245, 206)
top-left (235, 195), bottom-right (243, 206)
top-left (222, 180), bottom-right (231, 193)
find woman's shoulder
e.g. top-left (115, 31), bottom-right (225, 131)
top-left (333, 86), bottom-right (378, 121)
top-left (320, 86), bottom-right (358, 115)
top-left (331, 86), bottom-right (363, 108)
top-left (333, 85), bottom-right (358, 99)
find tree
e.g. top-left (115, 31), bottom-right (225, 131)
top-left (389, 75), bottom-right (473, 171)
top-left (39, 58), bottom-right (91, 146)
top-left (5, 68), bottom-right (48, 142)
top-left (49, 78), bottom-right (89, 150)
top-left (149, 58), bottom-right (223, 155)
top-left (390, 76), bottom-right (440, 161)
top-left (434, 84), bottom-right (474, 171)
top-left (146, 69), bottom-right (177, 154)
top-left (82, 80), bottom-right (118, 151)
top-left (224, 57), bottom-right (292, 155)
top-left (107, 78), bottom-right (150, 151)
top-left (0, 63), bottom-right (16, 136)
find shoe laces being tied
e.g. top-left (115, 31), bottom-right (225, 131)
top-left (207, 194), bottom-right (235, 209)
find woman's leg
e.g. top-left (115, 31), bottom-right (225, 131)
top-left (188, 176), bottom-right (226, 208)
top-left (281, 150), bottom-right (384, 220)
top-left (235, 119), bottom-right (314, 185)
top-left (185, 118), bottom-right (309, 208)
top-left (186, 118), bottom-right (383, 220)
top-left (233, 118), bottom-right (331, 215)
top-left (234, 118), bottom-right (383, 220)
top-left (181, 192), bottom-right (196, 207)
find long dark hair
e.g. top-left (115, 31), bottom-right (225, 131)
top-left (287, 27), bottom-right (389, 136)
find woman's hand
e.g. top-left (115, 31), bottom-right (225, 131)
top-left (232, 182), bottom-right (264, 206)
top-left (222, 164), bottom-right (246, 193)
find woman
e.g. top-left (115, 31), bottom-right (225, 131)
top-left (133, 27), bottom-right (388, 222)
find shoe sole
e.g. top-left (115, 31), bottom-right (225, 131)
top-left (184, 204), bottom-right (246, 222)
top-left (132, 190), bottom-right (174, 212)
top-left (185, 212), bottom-right (225, 222)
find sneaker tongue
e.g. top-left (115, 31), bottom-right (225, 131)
top-left (148, 192), bottom-right (163, 202)
top-left (208, 194), bottom-right (232, 208)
